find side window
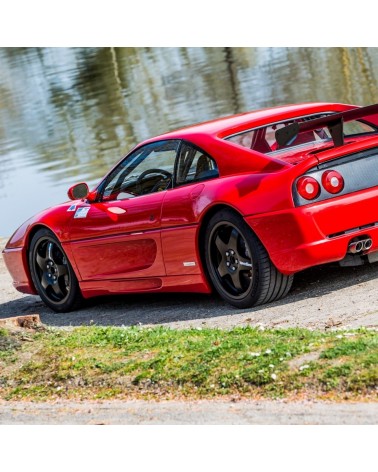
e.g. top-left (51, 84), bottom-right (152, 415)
top-left (228, 130), bottom-right (255, 148)
top-left (101, 140), bottom-right (179, 201)
top-left (175, 143), bottom-right (219, 186)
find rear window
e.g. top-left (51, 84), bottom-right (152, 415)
top-left (225, 114), bottom-right (377, 154)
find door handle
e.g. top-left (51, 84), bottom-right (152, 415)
top-left (108, 207), bottom-right (127, 215)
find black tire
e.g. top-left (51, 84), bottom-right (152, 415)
top-left (204, 209), bottom-right (293, 308)
top-left (29, 228), bottom-right (82, 312)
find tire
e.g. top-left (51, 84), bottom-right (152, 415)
top-left (204, 209), bottom-right (293, 308)
top-left (29, 228), bottom-right (82, 312)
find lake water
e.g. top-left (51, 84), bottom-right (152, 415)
top-left (1, 47), bottom-right (378, 236)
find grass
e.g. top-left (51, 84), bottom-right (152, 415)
top-left (0, 325), bottom-right (377, 401)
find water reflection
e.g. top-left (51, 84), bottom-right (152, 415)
top-left (0, 47), bottom-right (377, 235)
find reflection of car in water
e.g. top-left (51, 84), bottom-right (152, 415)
top-left (3, 102), bottom-right (378, 312)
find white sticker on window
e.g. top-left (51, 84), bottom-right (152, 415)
top-left (74, 207), bottom-right (90, 219)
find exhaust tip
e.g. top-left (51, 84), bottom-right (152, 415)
top-left (348, 240), bottom-right (364, 254)
top-left (356, 241), bottom-right (364, 252)
top-left (348, 238), bottom-right (373, 254)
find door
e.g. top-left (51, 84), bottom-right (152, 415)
top-left (68, 140), bottom-right (180, 281)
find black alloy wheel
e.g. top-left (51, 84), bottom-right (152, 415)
top-left (209, 222), bottom-right (254, 298)
top-left (204, 209), bottom-right (293, 308)
top-left (29, 229), bottom-right (82, 312)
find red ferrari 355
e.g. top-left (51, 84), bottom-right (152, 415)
top-left (3, 102), bottom-right (378, 312)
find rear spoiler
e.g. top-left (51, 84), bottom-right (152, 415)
top-left (275, 103), bottom-right (378, 148)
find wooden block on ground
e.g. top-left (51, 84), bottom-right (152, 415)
top-left (0, 314), bottom-right (42, 329)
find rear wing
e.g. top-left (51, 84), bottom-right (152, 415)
top-left (275, 103), bottom-right (378, 148)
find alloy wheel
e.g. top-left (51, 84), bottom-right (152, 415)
top-left (32, 237), bottom-right (71, 303)
top-left (209, 222), bottom-right (253, 299)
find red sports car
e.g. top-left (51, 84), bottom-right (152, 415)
top-left (3, 102), bottom-right (378, 312)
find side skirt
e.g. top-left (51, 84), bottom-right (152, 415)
top-left (79, 274), bottom-right (212, 299)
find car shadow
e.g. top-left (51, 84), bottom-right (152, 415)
top-left (1, 261), bottom-right (378, 327)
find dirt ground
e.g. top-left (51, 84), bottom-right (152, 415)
top-left (1, 237), bottom-right (378, 425)
top-left (1, 399), bottom-right (377, 424)
top-left (1, 237), bottom-right (378, 330)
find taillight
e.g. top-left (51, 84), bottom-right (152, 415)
top-left (321, 170), bottom-right (344, 194)
top-left (296, 176), bottom-right (320, 200)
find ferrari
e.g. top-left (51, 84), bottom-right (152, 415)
top-left (3, 102), bottom-right (378, 312)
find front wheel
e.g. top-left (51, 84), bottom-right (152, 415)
top-left (29, 228), bottom-right (82, 312)
top-left (204, 209), bottom-right (293, 308)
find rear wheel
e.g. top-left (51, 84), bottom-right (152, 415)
top-left (204, 209), bottom-right (293, 308)
top-left (29, 229), bottom-right (82, 312)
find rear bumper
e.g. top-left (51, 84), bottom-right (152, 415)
top-left (246, 187), bottom-right (378, 274)
top-left (2, 246), bottom-right (36, 295)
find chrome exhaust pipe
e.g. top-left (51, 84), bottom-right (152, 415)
top-left (363, 238), bottom-right (373, 251)
top-left (348, 241), bottom-right (364, 254)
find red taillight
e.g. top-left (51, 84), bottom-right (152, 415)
top-left (296, 176), bottom-right (320, 200)
top-left (321, 170), bottom-right (344, 194)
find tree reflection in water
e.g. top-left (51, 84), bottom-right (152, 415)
top-left (0, 47), bottom-right (377, 235)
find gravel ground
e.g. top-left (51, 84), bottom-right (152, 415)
top-left (1, 237), bottom-right (378, 424)
top-left (1, 399), bottom-right (377, 424)
top-left (1, 237), bottom-right (378, 330)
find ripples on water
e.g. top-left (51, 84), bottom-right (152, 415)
top-left (0, 47), bottom-right (377, 235)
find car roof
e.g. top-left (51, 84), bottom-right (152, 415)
top-left (145, 102), bottom-right (356, 144)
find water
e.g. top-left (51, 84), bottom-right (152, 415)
top-left (1, 47), bottom-right (378, 236)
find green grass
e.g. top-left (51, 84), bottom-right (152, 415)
top-left (0, 327), bottom-right (21, 360)
top-left (0, 326), bottom-right (377, 401)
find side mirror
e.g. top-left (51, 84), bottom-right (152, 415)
top-left (67, 183), bottom-right (89, 201)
